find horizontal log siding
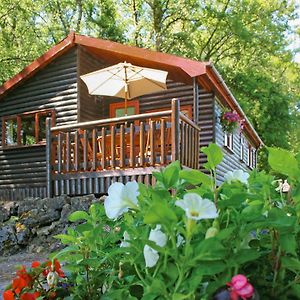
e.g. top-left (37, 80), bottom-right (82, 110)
top-left (78, 47), bottom-right (109, 122)
top-left (214, 100), bottom-right (256, 184)
top-left (0, 48), bottom-right (78, 201)
top-left (198, 90), bottom-right (214, 170)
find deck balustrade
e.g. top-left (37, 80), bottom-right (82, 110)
top-left (46, 99), bottom-right (200, 196)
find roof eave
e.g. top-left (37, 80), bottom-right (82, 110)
top-left (205, 63), bottom-right (264, 148)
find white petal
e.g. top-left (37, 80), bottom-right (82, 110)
top-left (104, 195), bottom-right (128, 219)
top-left (176, 234), bottom-right (185, 247)
top-left (197, 199), bottom-right (218, 220)
top-left (176, 193), bottom-right (218, 221)
top-left (143, 245), bottom-right (159, 268)
top-left (225, 170), bottom-right (249, 184)
top-left (123, 181), bottom-right (139, 206)
top-left (149, 225), bottom-right (167, 247)
top-left (108, 182), bottom-right (124, 197)
top-left (120, 231), bottom-right (130, 248)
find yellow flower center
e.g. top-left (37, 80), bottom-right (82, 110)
top-left (190, 211), bottom-right (199, 217)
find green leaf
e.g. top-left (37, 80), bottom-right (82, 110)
top-left (194, 238), bottom-right (227, 261)
top-left (266, 208), bottom-right (296, 229)
top-left (179, 169), bottom-right (212, 186)
top-left (268, 147), bottom-right (300, 179)
top-left (144, 201), bottom-right (177, 225)
top-left (291, 284), bottom-right (300, 297)
top-left (281, 256), bottom-right (300, 273)
top-left (75, 223), bottom-right (94, 234)
top-left (197, 260), bottom-right (227, 275)
top-left (68, 211), bottom-right (90, 222)
top-left (218, 193), bottom-right (248, 209)
top-left (53, 234), bottom-right (78, 244)
top-left (279, 234), bottom-right (297, 255)
top-left (201, 143), bottom-right (223, 171)
top-left (163, 160), bottom-right (181, 188)
top-left (241, 203), bottom-right (263, 221)
top-left (232, 249), bottom-right (260, 264)
top-left (172, 294), bottom-right (188, 300)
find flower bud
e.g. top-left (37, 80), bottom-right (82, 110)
top-left (212, 219), bottom-right (220, 230)
top-left (47, 271), bottom-right (58, 287)
top-left (205, 227), bottom-right (219, 239)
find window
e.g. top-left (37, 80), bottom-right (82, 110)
top-left (109, 100), bottom-right (139, 118)
top-left (2, 109), bottom-right (55, 148)
top-left (240, 136), bottom-right (245, 161)
top-left (224, 132), bottom-right (233, 151)
top-left (247, 145), bottom-right (256, 169)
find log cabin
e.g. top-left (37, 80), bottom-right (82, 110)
top-left (0, 32), bottom-right (263, 201)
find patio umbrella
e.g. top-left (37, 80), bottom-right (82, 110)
top-left (80, 62), bottom-right (168, 115)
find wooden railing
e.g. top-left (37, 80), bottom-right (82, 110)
top-left (46, 99), bottom-right (200, 197)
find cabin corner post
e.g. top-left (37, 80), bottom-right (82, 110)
top-left (171, 98), bottom-right (180, 162)
top-left (193, 77), bottom-right (199, 124)
top-left (46, 118), bottom-right (53, 198)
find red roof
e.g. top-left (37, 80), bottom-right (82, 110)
top-left (0, 32), bottom-right (262, 147)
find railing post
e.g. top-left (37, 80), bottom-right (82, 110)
top-left (46, 118), bottom-right (52, 198)
top-left (193, 77), bottom-right (199, 124)
top-left (171, 98), bottom-right (180, 162)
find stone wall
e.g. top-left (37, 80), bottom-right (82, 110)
top-left (0, 194), bottom-right (105, 255)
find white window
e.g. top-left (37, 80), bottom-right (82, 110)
top-left (240, 136), bottom-right (245, 161)
top-left (224, 132), bottom-right (233, 151)
top-left (247, 145), bottom-right (256, 168)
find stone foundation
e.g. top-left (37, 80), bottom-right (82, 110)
top-left (0, 194), bottom-right (106, 255)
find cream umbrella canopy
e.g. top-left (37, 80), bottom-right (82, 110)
top-left (80, 62), bottom-right (168, 115)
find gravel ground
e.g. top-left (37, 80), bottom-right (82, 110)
top-left (0, 252), bottom-right (48, 296)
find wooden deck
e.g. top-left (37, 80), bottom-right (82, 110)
top-left (46, 99), bottom-right (200, 197)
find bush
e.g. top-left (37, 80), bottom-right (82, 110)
top-left (5, 144), bottom-right (300, 299)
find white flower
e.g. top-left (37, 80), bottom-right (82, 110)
top-left (144, 245), bottom-right (159, 268)
top-left (104, 181), bottom-right (139, 219)
top-left (224, 170), bottom-right (249, 184)
top-left (175, 193), bottom-right (218, 221)
top-left (120, 231), bottom-right (130, 248)
top-left (144, 225), bottom-right (167, 268)
top-left (176, 234), bottom-right (185, 247)
top-left (148, 225), bottom-right (167, 247)
top-left (282, 179), bottom-right (290, 193)
top-left (47, 271), bottom-right (58, 287)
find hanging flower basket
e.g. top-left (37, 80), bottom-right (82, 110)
top-left (220, 109), bottom-right (245, 134)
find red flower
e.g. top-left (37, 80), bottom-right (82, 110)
top-left (20, 292), bottom-right (40, 300)
top-left (12, 277), bottom-right (28, 295)
top-left (16, 266), bottom-right (32, 285)
top-left (227, 274), bottom-right (254, 300)
top-left (3, 290), bottom-right (15, 300)
top-left (53, 259), bottom-right (65, 278)
top-left (31, 261), bottom-right (40, 268)
top-left (43, 259), bottom-right (64, 278)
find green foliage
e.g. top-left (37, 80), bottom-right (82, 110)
top-left (54, 144), bottom-right (300, 299)
top-left (53, 203), bottom-right (124, 299)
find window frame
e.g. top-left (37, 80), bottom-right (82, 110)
top-left (247, 144), bottom-right (256, 169)
top-left (224, 131), bottom-right (234, 152)
top-left (109, 100), bottom-right (140, 118)
top-left (240, 136), bottom-right (245, 162)
top-left (1, 109), bottom-right (56, 148)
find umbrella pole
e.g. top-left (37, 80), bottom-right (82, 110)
top-left (125, 93), bottom-right (128, 116)
top-left (125, 81), bottom-right (128, 116)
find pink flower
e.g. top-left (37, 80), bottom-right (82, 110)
top-left (227, 274), bottom-right (254, 300)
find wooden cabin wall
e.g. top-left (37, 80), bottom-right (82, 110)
top-left (214, 99), bottom-right (256, 184)
top-left (77, 46), bottom-right (109, 122)
top-left (198, 90), bottom-right (214, 170)
top-left (0, 48), bottom-right (78, 201)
